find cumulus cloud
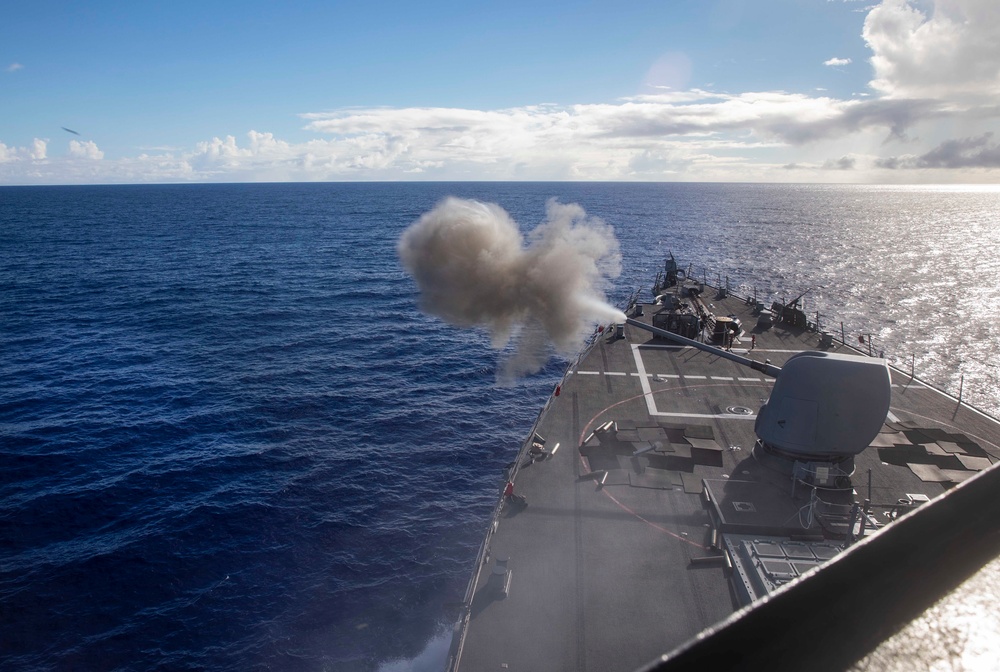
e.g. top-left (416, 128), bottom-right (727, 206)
top-left (2, 1), bottom-right (999, 185)
top-left (301, 90), bottom-right (943, 175)
top-left (30, 139), bottom-right (46, 160)
top-left (0, 93), bottom-right (983, 184)
top-left (0, 139), bottom-right (47, 163)
top-left (864, 0), bottom-right (1000, 101)
top-left (876, 132), bottom-right (1000, 169)
top-left (68, 140), bottom-right (104, 160)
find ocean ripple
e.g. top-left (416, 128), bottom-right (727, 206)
top-left (2, 182), bottom-right (998, 671)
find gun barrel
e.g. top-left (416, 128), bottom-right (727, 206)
top-left (624, 318), bottom-right (781, 378)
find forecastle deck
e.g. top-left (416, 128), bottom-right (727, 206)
top-left (448, 285), bottom-right (1000, 672)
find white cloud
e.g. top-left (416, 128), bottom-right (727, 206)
top-left (300, 91), bottom-right (922, 173)
top-left (1, 1), bottom-right (998, 185)
top-left (68, 140), bottom-right (104, 160)
top-left (354, 89), bottom-right (959, 151)
top-left (0, 139), bottom-right (48, 162)
top-left (0, 86), bottom-right (990, 184)
top-left (864, 0), bottom-right (1000, 101)
top-left (6, 62), bottom-right (23, 73)
top-left (30, 139), bottom-right (46, 160)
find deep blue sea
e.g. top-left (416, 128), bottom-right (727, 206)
top-left (3, 182), bottom-right (999, 671)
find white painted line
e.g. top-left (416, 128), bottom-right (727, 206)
top-left (630, 344), bottom-right (658, 417)
top-left (711, 376), bottom-right (733, 381)
top-left (685, 375), bottom-right (707, 380)
top-left (738, 377), bottom-right (763, 382)
top-left (576, 370), bottom-right (627, 376)
top-left (550, 442), bottom-right (560, 455)
top-left (886, 411), bottom-right (899, 423)
top-left (655, 412), bottom-right (758, 420)
top-left (638, 344), bottom-right (696, 350)
top-left (629, 344), bottom-right (762, 421)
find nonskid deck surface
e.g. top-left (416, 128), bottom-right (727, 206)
top-left (453, 290), bottom-right (1000, 672)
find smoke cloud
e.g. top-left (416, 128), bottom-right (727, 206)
top-left (398, 197), bottom-right (624, 379)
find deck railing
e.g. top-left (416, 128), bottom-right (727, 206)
top-left (445, 289), bottom-right (639, 672)
top-left (688, 271), bottom-right (995, 419)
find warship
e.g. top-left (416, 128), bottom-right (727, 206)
top-left (445, 255), bottom-right (1000, 671)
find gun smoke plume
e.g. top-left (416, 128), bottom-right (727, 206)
top-left (398, 197), bottom-right (624, 379)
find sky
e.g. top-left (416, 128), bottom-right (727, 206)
top-left (2, 0), bottom-right (999, 184)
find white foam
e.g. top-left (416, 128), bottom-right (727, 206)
top-left (377, 630), bottom-right (450, 672)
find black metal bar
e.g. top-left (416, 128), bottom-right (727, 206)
top-left (625, 318), bottom-right (781, 378)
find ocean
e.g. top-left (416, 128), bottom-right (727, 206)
top-left (2, 182), bottom-right (999, 671)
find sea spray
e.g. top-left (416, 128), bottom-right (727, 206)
top-left (398, 196), bottom-right (624, 379)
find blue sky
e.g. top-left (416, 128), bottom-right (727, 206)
top-left (2, 0), bottom-right (999, 184)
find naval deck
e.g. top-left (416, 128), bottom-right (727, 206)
top-left (449, 283), bottom-right (1000, 672)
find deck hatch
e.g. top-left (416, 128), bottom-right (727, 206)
top-left (727, 534), bottom-right (849, 605)
top-left (761, 559), bottom-right (796, 580)
top-left (783, 544), bottom-right (817, 560)
top-left (751, 541), bottom-right (783, 557)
